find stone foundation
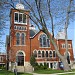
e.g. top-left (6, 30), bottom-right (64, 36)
top-left (9, 62), bottom-right (33, 72)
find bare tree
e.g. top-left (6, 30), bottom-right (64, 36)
top-left (3, 0), bottom-right (74, 71)
top-left (22, 0), bottom-right (74, 71)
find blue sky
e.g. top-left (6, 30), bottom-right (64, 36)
top-left (73, 21), bottom-right (75, 57)
top-left (67, 22), bottom-right (75, 57)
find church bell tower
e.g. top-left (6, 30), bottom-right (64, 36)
top-left (9, 2), bottom-right (31, 70)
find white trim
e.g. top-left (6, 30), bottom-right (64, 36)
top-left (15, 32), bottom-right (21, 36)
top-left (15, 32), bottom-right (21, 45)
top-left (15, 32), bottom-right (26, 45)
top-left (38, 50), bottom-right (42, 58)
top-left (14, 22), bottom-right (27, 25)
top-left (0, 63), bottom-right (5, 64)
top-left (38, 33), bottom-right (50, 48)
top-left (14, 25), bottom-right (27, 31)
top-left (21, 32), bottom-right (26, 36)
top-left (64, 51), bottom-right (70, 56)
top-left (61, 43), bottom-right (65, 49)
top-left (39, 47), bottom-right (51, 48)
top-left (61, 44), bottom-right (72, 49)
top-left (14, 12), bottom-right (27, 25)
top-left (14, 45), bottom-right (26, 46)
top-left (16, 50), bottom-right (25, 66)
top-left (38, 33), bottom-right (47, 40)
top-left (21, 33), bottom-right (26, 45)
top-left (68, 44), bottom-right (71, 49)
top-left (30, 32), bottom-right (38, 38)
top-left (36, 61), bottom-right (58, 69)
top-left (33, 50), bottom-right (57, 59)
top-left (9, 62), bottom-right (11, 67)
top-left (53, 50), bottom-right (56, 58)
top-left (16, 50), bottom-right (25, 56)
top-left (49, 50), bottom-right (53, 58)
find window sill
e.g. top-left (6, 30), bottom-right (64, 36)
top-left (35, 57), bottom-right (56, 59)
top-left (14, 29), bottom-right (27, 31)
top-left (39, 47), bottom-right (51, 48)
top-left (62, 48), bottom-right (72, 49)
top-left (14, 22), bottom-right (27, 25)
top-left (14, 45), bottom-right (26, 46)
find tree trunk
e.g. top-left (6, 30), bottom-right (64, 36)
top-left (50, 39), bottom-right (71, 71)
top-left (61, 57), bottom-right (71, 71)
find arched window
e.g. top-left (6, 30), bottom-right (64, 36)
top-left (16, 33), bottom-right (20, 45)
top-left (39, 34), bottom-right (50, 47)
top-left (33, 50), bottom-right (37, 57)
top-left (16, 52), bottom-right (24, 66)
top-left (53, 51), bottom-right (56, 58)
top-left (42, 51), bottom-right (45, 57)
top-left (67, 52), bottom-right (70, 64)
top-left (49, 51), bottom-right (52, 58)
top-left (21, 33), bottom-right (25, 45)
top-left (46, 51), bottom-right (48, 57)
top-left (38, 51), bottom-right (41, 57)
top-left (64, 52), bottom-right (70, 64)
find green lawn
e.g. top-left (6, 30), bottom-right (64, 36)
top-left (34, 69), bottom-right (75, 74)
top-left (0, 69), bottom-right (75, 75)
top-left (0, 70), bottom-right (14, 75)
top-left (18, 73), bottom-right (33, 75)
top-left (34, 69), bottom-right (64, 74)
top-left (0, 70), bottom-right (33, 75)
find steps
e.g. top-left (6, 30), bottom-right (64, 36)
top-left (10, 62), bottom-right (33, 72)
top-left (25, 63), bottom-right (33, 72)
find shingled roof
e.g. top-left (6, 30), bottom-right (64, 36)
top-left (30, 29), bottom-right (39, 37)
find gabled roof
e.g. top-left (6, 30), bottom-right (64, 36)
top-left (30, 30), bottom-right (39, 37)
top-left (30, 29), bottom-right (39, 38)
top-left (30, 29), bottom-right (49, 39)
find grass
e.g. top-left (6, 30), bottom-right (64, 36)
top-left (34, 69), bottom-right (65, 74)
top-left (0, 70), bottom-right (33, 75)
top-left (0, 70), bottom-right (14, 75)
top-left (0, 69), bottom-right (75, 75)
top-left (34, 69), bottom-right (75, 74)
top-left (18, 73), bottom-right (33, 75)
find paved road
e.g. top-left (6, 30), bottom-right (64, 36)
top-left (32, 72), bottom-right (75, 75)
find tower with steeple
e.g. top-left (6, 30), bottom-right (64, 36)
top-left (8, 2), bottom-right (33, 72)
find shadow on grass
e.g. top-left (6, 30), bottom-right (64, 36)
top-left (0, 70), bottom-right (14, 75)
top-left (0, 70), bottom-right (33, 75)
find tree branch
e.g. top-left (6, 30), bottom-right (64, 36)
top-left (24, 0), bottom-right (41, 29)
top-left (64, 0), bottom-right (72, 58)
top-left (47, 0), bottom-right (54, 39)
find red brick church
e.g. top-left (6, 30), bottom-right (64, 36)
top-left (6, 3), bottom-right (74, 72)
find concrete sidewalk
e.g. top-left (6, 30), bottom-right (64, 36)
top-left (33, 73), bottom-right (56, 75)
top-left (32, 72), bottom-right (75, 75)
